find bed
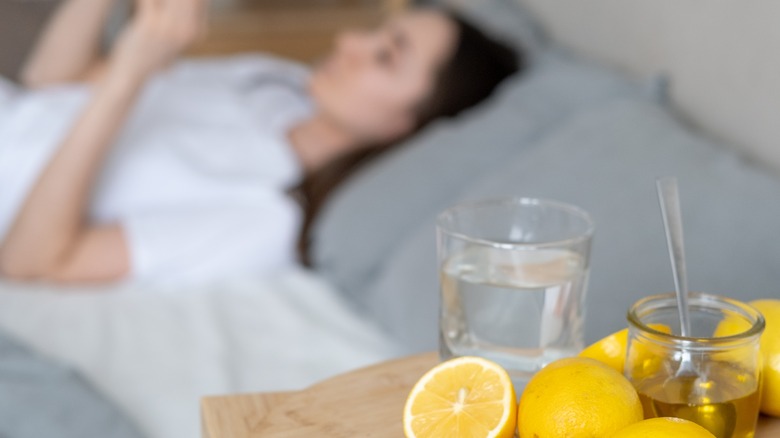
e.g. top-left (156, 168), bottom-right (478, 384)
top-left (1, 1), bottom-right (779, 437)
top-left (0, 271), bottom-right (400, 438)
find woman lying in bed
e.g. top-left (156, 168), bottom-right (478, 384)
top-left (0, 0), bottom-right (520, 284)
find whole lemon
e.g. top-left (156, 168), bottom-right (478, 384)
top-left (579, 328), bottom-right (629, 372)
top-left (580, 324), bottom-right (671, 373)
top-left (609, 417), bottom-right (716, 438)
top-left (751, 299), bottom-right (780, 417)
top-left (517, 357), bottom-right (643, 437)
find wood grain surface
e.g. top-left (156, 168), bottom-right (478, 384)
top-left (202, 352), bottom-right (780, 437)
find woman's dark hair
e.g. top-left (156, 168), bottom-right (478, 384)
top-left (297, 10), bottom-right (524, 262)
top-left (415, 12), bottom-right (521, 127)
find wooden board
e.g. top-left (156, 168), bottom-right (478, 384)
top-left (202, 392), bottom-right (292, 438)
top-left (202, 352), bottom-right (780, 437)
top-left (201, 353), bottom-right (435, 437)
top-left (251, 353), bottom-right (436, 436)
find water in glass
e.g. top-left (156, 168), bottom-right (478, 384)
top-left (440, 245), bottom-right (588, 386)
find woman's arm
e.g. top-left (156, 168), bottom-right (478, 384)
top-left (21, 0), bottom-right (118, 88)
top-left (0, 0), bottom-right (207, 283)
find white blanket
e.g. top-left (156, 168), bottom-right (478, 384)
top-left (0, 269), bottom-right (401, 438)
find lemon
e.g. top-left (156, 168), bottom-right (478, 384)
top-left (713, 316), bottom-right (753, 337)
top-left (750, 299), bottom-right (780, 417)
top-left (517, 357), bottom-right (643, 437)
top-left (579, 328), bottom-right (630, 372)
top-left (609, 417), bottom-right (716, 437)
top-left (580, 324), bottom-right (671, 374)
top-left (714, 299), bottom-right (780, 417)
top-left (403, 356), bottom-right (516, 438)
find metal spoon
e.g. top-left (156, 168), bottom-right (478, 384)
top-left (656, 177), bottom-right (736, 438)
top-left (656, 177), bottom-right (695, 373)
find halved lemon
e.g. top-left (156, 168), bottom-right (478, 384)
top-left (403, 356), bottom-right (516, 438)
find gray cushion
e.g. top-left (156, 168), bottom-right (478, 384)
top-left (365, 94), bottom-right (780, 351)
top-left (0, 330), bottom-right (144, 438)
top-left (311, 48), bottom-right (650, 315)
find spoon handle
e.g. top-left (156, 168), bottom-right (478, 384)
top-left (656, 177), bottom-right (692, 338)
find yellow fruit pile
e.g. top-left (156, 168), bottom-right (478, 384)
top-left (403, 298), bottom-right (779, 437)
top-left (583, 298), bottom-right (780, 418)
top-left (404, 356), bottom-right (715, 437)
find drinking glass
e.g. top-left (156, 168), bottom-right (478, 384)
top-left (436, 197), bottom-right (594, 387)
top-left (626, 293), bottom-right (765, 438)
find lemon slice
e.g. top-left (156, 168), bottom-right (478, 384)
top-left (403, 356), bottom-right (516, 438)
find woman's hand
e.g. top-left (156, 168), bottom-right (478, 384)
top-left (109, 0), bottom-right (208, 82)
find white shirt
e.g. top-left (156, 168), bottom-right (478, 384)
top-left (0, 55), bottom-right (313, 284)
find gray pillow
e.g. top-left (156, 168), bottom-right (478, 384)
top-left (311, 48), bottom-right (650, 312)
top-left (365, 95), bottom-right (780, 352)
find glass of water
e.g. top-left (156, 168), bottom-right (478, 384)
top-left (436, 197), bottom-right (594, 388)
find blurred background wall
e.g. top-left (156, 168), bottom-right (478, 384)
top-left (519, 0), bottom-right (780, 172)
top-left (3, 0), bottom-right (778, 170)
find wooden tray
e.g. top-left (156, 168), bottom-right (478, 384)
top-left (201, 352), bottom-right (780, 437)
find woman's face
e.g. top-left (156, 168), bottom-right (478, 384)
top-left (309, 10), bottom-right (457, 144)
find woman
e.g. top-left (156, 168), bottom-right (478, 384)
top-left (0, 0), bottom-right (521, 284)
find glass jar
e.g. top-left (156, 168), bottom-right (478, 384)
top-left (626, 293), bottom-right (765, 438)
